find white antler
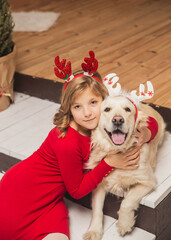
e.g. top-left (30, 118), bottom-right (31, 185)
top-left (103, 73), bottom-right (121, 96)
top-left (130, 81), bottom-right (154, 101)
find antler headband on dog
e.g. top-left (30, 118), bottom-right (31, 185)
top-left (54, 51), bottom-right (101, 90)
top-left (103, 73), bottom-right (154, 121)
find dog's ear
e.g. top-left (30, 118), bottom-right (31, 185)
top-left (135, 110), bottom-right (148, 128)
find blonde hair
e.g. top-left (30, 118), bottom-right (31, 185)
top-left (53, 71), bottom-right (108, 137)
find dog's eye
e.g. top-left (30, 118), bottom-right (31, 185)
top-left (125, 107), bottom-right (131, 112)
top-left (104, 107), bottom-right (111, 112)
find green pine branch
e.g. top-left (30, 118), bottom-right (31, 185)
top-left (0, 0), bottom-right (15, 57)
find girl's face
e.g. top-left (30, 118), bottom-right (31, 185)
top-left (70, 87), bottom-right (103, 136)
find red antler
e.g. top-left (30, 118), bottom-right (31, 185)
top-left (81, 50), bottom-right (98, 72)
top-left (54, 56), bottom-right (72, 79)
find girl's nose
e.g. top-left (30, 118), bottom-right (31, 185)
top-left (83, 107), bottom-right (92, 117)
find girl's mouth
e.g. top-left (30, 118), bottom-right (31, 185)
top-left (84, 118), bottom-right (96, 122)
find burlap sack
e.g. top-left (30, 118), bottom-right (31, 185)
top-left (0, 44), bottom-right (16, 112)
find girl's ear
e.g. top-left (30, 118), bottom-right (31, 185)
top-left (70, 111), bottom-right (73, 118)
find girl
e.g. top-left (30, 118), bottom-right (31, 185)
top-left (0, 52), bottom-right (158, 240)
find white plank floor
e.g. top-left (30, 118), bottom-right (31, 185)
top-left (65, 198), bottom-right (156, 240)
top-left (1, 92), bottom-right (171, 239)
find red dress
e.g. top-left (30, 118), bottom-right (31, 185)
top-left (0, 117), bottom-right (158, 240)
top-left (0, 127), bottom-right (113, 240)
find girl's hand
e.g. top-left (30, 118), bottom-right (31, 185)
top-left (134, 126), bottom-right (151, 146)
top-left (104, 147), bottom-right (140, 170)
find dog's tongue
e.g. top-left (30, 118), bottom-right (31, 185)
top-left (111, 132), bottom-right (125, 145)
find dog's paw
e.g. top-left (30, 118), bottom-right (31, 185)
top-left (117, 221), bottom-right (134, 236)
top-left (83, 231), bottom-right (103, 240)
top-left (116, 214), bottom-right (135, 236)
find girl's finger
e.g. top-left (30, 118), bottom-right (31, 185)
top-left (137, 139), bottom-right (143, 146)
top-left (127, 156), bottom-right (140, 166)
top-left (135, 131), bottom-right (141, 138)
top-left (136, 126), bottom-right (142, 132)
top-left (125, 164), bottom-right (139, 170)
top-left (127, 151), bottom-right (140, 161)
top-left (129, 154), bottom-right (140, 162)
top-left (133, 141), bottom-right (138, 147)
top-left (126, 147), bottom-right (139, 157)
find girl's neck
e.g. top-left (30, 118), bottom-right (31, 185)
top-left (70, 121), bottom-right (91, 137)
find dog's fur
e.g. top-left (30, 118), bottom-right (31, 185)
top-left (83, 95), bottom-right (165, 240)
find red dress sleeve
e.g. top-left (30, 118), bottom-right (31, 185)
top-left (147, 116), bottom-right (158, 143)
top-left (54, 130), bottom-right (113, 199)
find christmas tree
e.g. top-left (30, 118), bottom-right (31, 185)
top-left (0, 0), bottom-right (15, 57)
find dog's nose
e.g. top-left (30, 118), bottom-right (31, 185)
top-left (112, 116), bottom-right (124, 126)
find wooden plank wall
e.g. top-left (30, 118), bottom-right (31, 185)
top-left (10, 0), bottom-right (171, 108)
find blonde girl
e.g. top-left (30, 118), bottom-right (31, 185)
top-left (0, 52), bottom-right (158, 240)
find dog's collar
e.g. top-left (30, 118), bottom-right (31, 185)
top-left (127, 97), bottom-right (138, 122)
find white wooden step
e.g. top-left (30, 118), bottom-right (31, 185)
top-left (66, 198), bottom-right (156, 240)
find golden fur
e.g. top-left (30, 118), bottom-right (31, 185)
top-left (83, 95), bottom-right (165, 240)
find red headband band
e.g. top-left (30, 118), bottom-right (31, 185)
top-left (63, 73), bottom-right (102, 91)
top-left (127, 97), bottom-right (138, 122)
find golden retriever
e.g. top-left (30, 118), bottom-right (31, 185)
top-left (83, 93), bottom-right (165, 240)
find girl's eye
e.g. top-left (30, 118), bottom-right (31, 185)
top-left (74, 105), bottom-right (80, 109)
top-left (91, 100), bottom-right (97, 104)
top-left (104, 107), bottom-right (111, 112)
top-left (125, 107), bottom-right (131, 112)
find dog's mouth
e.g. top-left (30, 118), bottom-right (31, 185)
top-left (104, 129), bottom-right (127, 145)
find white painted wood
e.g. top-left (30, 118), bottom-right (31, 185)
top-left (0, 92), bottom-right (60, 159)
top-left (0, 172), bottom-right (5, 180)
top-left (140, 133), bottom-right (171, 208)
top-left (105, 221), bottom-right (156, 240)
top-left (65, 198), bottom-right (116, 235)
top-left (65, 198), bottom-right (156, 240)
top-left (142, 176), bottom-right (171, 208)
top-left (0, 96), bottom-right (55, 131)
top-left (0, 146), bottom-right (26, 160)
top-left (0, 103), bottom-right (58, 143)
top-left (13, 92), bottom-right (30, 103)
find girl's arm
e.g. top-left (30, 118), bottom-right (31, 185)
top-left (57, 143), bottom-right (112, 199)
top-left (57, 143), bottom-right (139, 199)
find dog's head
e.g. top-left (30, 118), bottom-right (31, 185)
top-left (92, 75), bottom-right (154, 151)
top-left (97, 95), bottom-right (139, 148)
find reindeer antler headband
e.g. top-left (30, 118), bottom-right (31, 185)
top-left (54, 51), bottom-right (101, 90)
top-left (103, 73), bottom-right (154, 100)
top-left (103, 73), bottom-right (154, 121)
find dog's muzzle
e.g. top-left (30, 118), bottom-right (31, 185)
top-left (104, 116), bottom-right (127, 145)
